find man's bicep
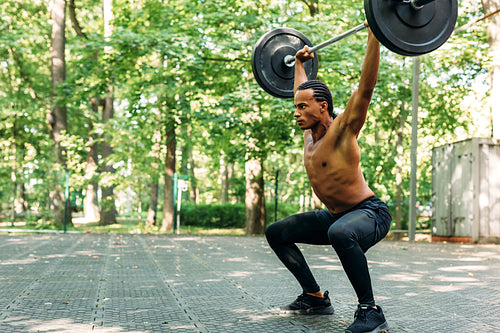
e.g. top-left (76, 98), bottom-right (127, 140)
top-left (341, 90), bottom-right (369, 134)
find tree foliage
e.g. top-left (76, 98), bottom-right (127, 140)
top-left (0, 0), bottom-right (491, 232)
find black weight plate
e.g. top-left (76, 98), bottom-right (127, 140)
top-left (252, 28), bottom-right (319, 98)
top-left (364, 0), bottom-right (457, 56)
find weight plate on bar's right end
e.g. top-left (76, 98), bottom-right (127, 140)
top-left (252, 27), bottom-right (319, 98)
top-left (364, 0), bottom-right (458, 56)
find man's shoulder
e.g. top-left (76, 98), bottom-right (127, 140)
top-left (324, 113), bottom-right (360, 145)
top-left (326, 113), bottom-right (345, 134)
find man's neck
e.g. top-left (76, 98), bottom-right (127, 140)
top-left (310, 118), bottom-right (332, 143)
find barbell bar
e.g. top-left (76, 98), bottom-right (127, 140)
top-left (284, 23), bottom-right (367, 67)
top-left (285, 0), bottom-right (446, 66)
top-left (251, 0), bottom-right (458, 98)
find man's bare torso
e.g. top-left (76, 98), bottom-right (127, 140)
top-left (303, 113), bottom-right (374, 214)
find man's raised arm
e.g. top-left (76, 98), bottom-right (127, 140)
top-left (341, 26), bottom-right (380, 135)
top-left (358, 27), bottom-right (380, 99)
top-left (293, 46), bottom-right (314, 95)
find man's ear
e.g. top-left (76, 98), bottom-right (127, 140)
top-left (320, 101), bottom-right (328, 113)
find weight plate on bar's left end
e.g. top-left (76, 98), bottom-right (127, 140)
top-left (365, 0), bottom-right (458, 56)
top-left (252, 28), bottom-right (319, 98)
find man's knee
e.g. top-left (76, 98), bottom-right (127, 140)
top-left (328, 223), bottom-right (356, 250)
top-left (265, 221), bottom-right (280, 245)
top-left (265, 217), bottom-right (294, 246)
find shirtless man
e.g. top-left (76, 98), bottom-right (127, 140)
top-left (265, 25), bottom-right (391, 333)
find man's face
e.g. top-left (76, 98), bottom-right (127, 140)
top-left (294, 89), bottom-right (325, 130)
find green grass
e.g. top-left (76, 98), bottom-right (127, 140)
top-left (0, 217), bottom-right (246, 236)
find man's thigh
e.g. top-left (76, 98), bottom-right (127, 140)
top-left (268, 210), bottom-right (333, 245)
top-left (329, 209), bottom-right (387, 251)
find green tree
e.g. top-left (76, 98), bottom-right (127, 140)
top-left (0, 0), bottom-right (491, 235)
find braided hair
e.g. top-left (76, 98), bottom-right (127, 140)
top-left (297, 80), bottom-right (335, 118)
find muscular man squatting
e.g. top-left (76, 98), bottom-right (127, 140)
top-left (265, 24), bottom-right (392, 333)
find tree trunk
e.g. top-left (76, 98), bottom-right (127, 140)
top-left (49, 0), bottom-right (71, 227)
top-left (180, 137), bottom-right (196, 203)
top-left (69, 0), bottom-right (99, 222)
top-left (188, 148), bottom-right (199, 204)
top-left (98, 0), bottom-right (116, 225)
top-left (99, 90), bottom-right (116, 225)
top-left (161, 127), bottom-right (176, 232)
top-left (146, 181), bottom-right (159, 227)
top-left (146, 125), bottom-right (161, 226)
top-left (84, 181), bottom-right (99, 222)
top-left (220, 151), bottom-right (228, 203)
top-left (179, 121), bottom-right (198, 203)
top-left (482, 0), bottom-right (500, 139)
top-left (84, 148), bottom-right (99, 222)
top-left (144, 99), bottom-right (165, 225)
top-left (245, 158), bottom-right (266, 235)
top-left (304, 0), bottom-right (319, 16)
top-left (394, 103), bottom-right (407, 239)
top-left (11, 121), bottom-right (17, 225)
top-left (84, 99), bottom-right (99, 222)
top-left (19, 179), bottom-right (27, 213)
top-left (11, 169), bottom-right (16, 225)
top-left (13, 138), bottom-right (27, 215)
top-left (227, 163), bottom-right (234, 202)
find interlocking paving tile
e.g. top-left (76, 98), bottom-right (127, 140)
top-left (0, 233), bottom-right (498, 332)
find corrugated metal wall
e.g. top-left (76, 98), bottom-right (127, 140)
top-left (477, 142), bottom-right (500, 242)
top-left (432, 138), bottom-right (500, 243)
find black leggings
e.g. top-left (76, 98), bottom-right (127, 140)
top-left (265, 196), bottom-right (391, 306)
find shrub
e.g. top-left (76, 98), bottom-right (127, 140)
top-left (180, 203), bottom-right (246, 228)
top-left (265, 202), bottom-right (301, 224)
top-left (179, 202), bottom-right (301, 229)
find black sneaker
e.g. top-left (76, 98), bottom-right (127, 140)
top-left (345, 304), bottom-right (389, 333)
top-left (280, 290), bottom-right (334, 315)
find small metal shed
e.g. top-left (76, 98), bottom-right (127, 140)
top-left (431, 138), bottom-right (500, 243)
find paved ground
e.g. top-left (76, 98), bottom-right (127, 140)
top-left (0, 233), bottom-right (498, 333)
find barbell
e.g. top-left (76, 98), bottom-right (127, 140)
top-left (251, 0), bottom-right (458, 98)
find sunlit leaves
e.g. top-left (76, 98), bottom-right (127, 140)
top-left (0, 0), bottom-right (492, 214)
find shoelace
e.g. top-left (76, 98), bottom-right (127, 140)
top-left (354, 305), bottom-right (371, 320)
top-left (295, 294), bottom-right (305, 306)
